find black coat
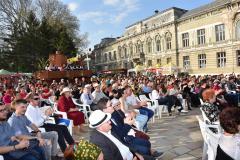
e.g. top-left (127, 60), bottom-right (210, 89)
top-left (90, 130), bottom-right (123, 160)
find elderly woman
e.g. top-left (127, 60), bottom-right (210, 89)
top-left (58, 87), bottom-right (85, 132)
top-left (216, 107), bottom-right (240, 160)
top-left (201, 89), bottom-right (220, 124)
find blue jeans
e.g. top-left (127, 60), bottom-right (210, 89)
top-left (139, 107), bottom-right (154, 131)
top-left (126, 136), bottom-right (151, 155)
top-left (135, 114), bottom-right (148, 131)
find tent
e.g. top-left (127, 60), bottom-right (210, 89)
top-left (0, 69), bottom-right (13, 76)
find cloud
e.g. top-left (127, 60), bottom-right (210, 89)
top-left (103, 0), bottom-right (119, 6)
top-left (78, 11), bottom-right (107, 24)
top-left (111, 0), bottom-right (140, 23)
top-left (68, 2), bottom-right (79, 12)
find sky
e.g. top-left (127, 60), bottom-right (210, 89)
top-left (61, 0), bottom-right (214, 49)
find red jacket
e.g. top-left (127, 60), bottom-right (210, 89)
top-left (58, 96), bottom-right (76, 112)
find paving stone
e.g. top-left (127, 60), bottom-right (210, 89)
top-left (188, 148), bottom-right (203, 158)
top-left (173, 154), bottom-right (198, 160)
top-left (170, 146), bottom-right (192, 155)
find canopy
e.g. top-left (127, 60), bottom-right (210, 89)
top-left (0, 69), bottom-right (13, 75)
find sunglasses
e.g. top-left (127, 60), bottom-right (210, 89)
top-left (0, 108), bottom-right (8, 113)
top-left (33, 98), bottom-right (40, 101)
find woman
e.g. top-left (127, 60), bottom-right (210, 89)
top-left (216, 107), bottom-right (240, 160)
top-left (201, 89), bottom-right (220, 124)
top-left (58, 87), bottom-right (85, 132)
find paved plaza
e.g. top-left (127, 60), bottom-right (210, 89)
top-left (74, 107), bottom-right (203, 160)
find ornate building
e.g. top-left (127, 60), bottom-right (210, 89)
top-left (92, 0), bottom-right (240, 74)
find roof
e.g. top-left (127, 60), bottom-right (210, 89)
top-left (179, 0), bottom-right (231, 21)
top-left (126, 7), bottom-right (187, 29)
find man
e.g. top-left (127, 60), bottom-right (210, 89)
top-left (89, 110), bottom-right (137, 160)
top-left (0, 102), bottom-right (46, 160)
top-left (24, 94), bottom-right (75, 155)
top-left (80, 84), bottom-right (95, 109)
top-left (125, 86), bottom-right (154, 132)
top-left (92, 83), bottom-right (109, 104)
top-left (96, 98), bottom-right (163, 159)
top-left (8, 99), bottom-right (58, 160)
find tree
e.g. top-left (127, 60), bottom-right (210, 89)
top-left (0, 0), bottom-right (88, 72)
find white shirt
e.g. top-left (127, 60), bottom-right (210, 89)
top-left (98, 130), bottom-right (133, 160)
top-left (219, 134), bottom-right (240, 160)
top-left (25, 104), bottom-right (47, 127)
top-left (92, 90), bottom-right (108, 104)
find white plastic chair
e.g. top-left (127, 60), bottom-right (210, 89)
top-left (48, 96), bottom-right (73, 135)
top-left (72, 98), bottom-right (92, 123)
top-left (196, 115), bottom-right (220, 160)
top-left (139, 94), bottom-right (151, 102)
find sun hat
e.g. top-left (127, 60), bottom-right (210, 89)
top-left (89, 110), bottom-right (111, 128)
top-left (60, 87), bottom-right (71, 95)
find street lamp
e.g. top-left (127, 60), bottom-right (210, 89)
top-left (84, 48), bottom-right (91, 70)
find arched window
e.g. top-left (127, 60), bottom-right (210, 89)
top-left (123, 45), bottom-right (127, 58)
top-left (118, 46), bottom-right (122, 59)
top-left (236, 20), bottom-right (240, 40)
top-left (129, 43), bottom-right (133, 57)
top-left (146, 38), bottom-right (152, 53)
top-left (166, 32), bottom-right (172, 50)
top-left (155, 35), bottom-right (161, 52)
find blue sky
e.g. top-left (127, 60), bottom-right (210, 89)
top-left (61, 0), bottom-right (213, 48)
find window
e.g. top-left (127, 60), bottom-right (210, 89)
top-left (217, 52), bottom-right (226, 67)
top-left (155, 36), bottom-right (161, 52)
top-left (198, 54), bottom-right (206, 68)
top-left (166, 37), bottom-right (171, 50)
top-left (215, 24), bottom-right (225, 42)
top-left (197, 29), bottom-right (205, 45)
top-left (129, 45), bottom-right (133, 57)
top-left (109, 52), bottom-right (112, 61)
top-left (147, 40), bottom-right (152, 53)
top-left (157, 59), bottom-right (161, 65)
top-left (237, 50), bottom-right (240, 66)
top-left (147, 60), bottom-right (152, 67)
top-left (105, 53), bottom-right (108, 61)
top-left (123, 47), bottom-right (127, 58)
top-left (236, 20), bottom-right (240, 40)
top-left (183, 56), bottom-right (190, 69)
top-left (118, 47), bottom-right (122, 58)
top-left (167, 57), bottom-right (171, 64)
top-left (113, 51), bottom-right (117, 60)
top-left (182, 33), bottom-right (189, 47)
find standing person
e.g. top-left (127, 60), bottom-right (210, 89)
top-left (58, 87), bottom-right (85, 132)
top-left (0, 102), bottom-right (46, 160)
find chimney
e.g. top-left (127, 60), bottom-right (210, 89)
top-left (154, 10), bottom-right (159, 14)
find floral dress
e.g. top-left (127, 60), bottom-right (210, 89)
top-left (201, 102), bottom-right (220, 123)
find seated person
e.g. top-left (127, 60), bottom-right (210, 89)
top-left (0, 102), bottom-right (46, 160)
top-left (8, 99), bottom-right (59, 160)
top-left (58, 87), bottom-right (85, 132)
top-left (96, 98), bottom-right (164, 159)
top-left (89, 110), bottom-right (138, 160)
top-left (216, 107), bottom-right (240, 160)
top-left (201, 89), bottom-right (220, 124)
top-left (25, 95), bottom-right (75, 156)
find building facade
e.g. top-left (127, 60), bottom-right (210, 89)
top-left (92, 0), bottom-right (240, 74)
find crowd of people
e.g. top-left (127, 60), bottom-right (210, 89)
top-left (0, 73), bottom-right (239, 160)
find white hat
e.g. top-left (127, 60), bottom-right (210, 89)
top-left (60, 87), bottom-right (71, 95)
top-left (84, 84), bottom-right (91, 88)
top-left (89, 110), bottom-right (111, 128)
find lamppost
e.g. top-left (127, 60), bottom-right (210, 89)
top-left (84, 48), bottom-right (91, 70)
